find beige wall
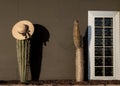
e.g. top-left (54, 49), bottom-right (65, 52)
top-left (0, 0), bottom-right (120, 80)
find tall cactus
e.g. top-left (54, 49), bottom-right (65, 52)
top-left (16, 40), bottom-right (30, 82)
top-left (73, 20), bottom-right (84, 81)
top-left (12, 20), bottom-right (34, 82)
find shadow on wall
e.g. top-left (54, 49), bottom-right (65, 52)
top-left (83, 26), bottom-right (92, 81)
top-left (30, 24), bottom-right (50, 81)
top-left (83, 27), bottom-right (88, 81)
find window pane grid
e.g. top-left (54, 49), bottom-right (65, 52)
top-left (94, 17), bottom-right (113, 76)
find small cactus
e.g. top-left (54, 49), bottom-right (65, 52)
top-left (73, 20), bottom-right (84, 81)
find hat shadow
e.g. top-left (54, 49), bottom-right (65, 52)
top-left (30, 24), bottom-right (50, 81)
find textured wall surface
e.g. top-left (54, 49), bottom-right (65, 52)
top-left (0, 84), bottom-right (113, 86)
top-left (0, 0), bottom-right (120, 80)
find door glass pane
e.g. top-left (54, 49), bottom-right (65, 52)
top-left (105, 57), bottom-right (113, 66)
top-left (95, 18), bottom-right (103, 26)
top-left (95, 57), bottom-right (103, 66)
top-left (95, 67), bottom-right (103, 76)
top-left (105, 67), bottom-right (113, 76)
top-left (95, 47), bottom-right (103, 56)
top-left (95, 28), bottom-right (103, 36)
top-left (105, 47), bottom-right (113, 56)
top-left (105, 28), bottom-right (112, 36)
top-left (95, 38), bottom-right (103, 46)
top-left (104, 18), bottom-right (113, 27)
top-left (105, 38), bottom-right (113, 46)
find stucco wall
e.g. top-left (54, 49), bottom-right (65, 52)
top-left (0, 0), bottom-right (120, 80)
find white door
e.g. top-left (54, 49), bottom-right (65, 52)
top-left (88, 11), bottom-right (120, 80)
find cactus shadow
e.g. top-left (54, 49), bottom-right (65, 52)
top-left (83, 26), bottom-right (92, 81)
top-left (30, 24), bottom-right (50, 81)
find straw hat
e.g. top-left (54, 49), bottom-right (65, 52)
top-left (12, 20), bottom-right (34, 40)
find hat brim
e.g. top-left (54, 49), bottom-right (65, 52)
top-left (12, 20), bottom-right (34, 40)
